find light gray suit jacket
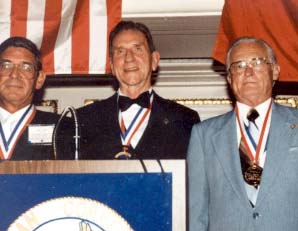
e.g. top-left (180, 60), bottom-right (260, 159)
top-left (187, 102), bottom-right (298, 231)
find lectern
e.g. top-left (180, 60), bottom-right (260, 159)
top-left (0, 160), bottom-right (185, 231)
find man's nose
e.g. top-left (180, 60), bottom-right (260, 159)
top-left (244, 64), bottom-right (254, 76)
top-left (9, 64), bottom-right (20, 78)
top-left (124, 49), bottom-right (135, 62)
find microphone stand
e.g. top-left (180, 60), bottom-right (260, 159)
top-left (53, 106), bottom-right (80, 160)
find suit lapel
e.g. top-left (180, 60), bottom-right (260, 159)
top-left (134, 93), bottom-right (169, 157)
top-left (257, 103), bottom-right (298, 204)
top-left (146, 93), bottom-right (168, 129)
top-left (10, 110), bottom-right (56, 160)
top-left (212, 111), bottom-right (252, 208)
top-left (109, 94), bottom-right (123, 149)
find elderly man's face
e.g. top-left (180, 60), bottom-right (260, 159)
top-left (227, 42), bottom-right (280, 107)
top-left (0, 47), bottom-right (45, 112)
top-left (110, 29), bottom-right (160, 96)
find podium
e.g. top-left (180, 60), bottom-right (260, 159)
top-left (0, 160), bottom-right (185, 231)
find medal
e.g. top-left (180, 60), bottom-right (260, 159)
top-left (114, 146), bottom-right (132, 159)
top-left (244, 163), bottom-right (263, 188)
top-left (235, 101), bottom-right (272, 188)
top-left (117, 93), bottom-right (153, 160)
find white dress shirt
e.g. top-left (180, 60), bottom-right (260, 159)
top-left (236, 98), bottom-right (272, 205)
top-left (118, 88), bottom-right (153, 148)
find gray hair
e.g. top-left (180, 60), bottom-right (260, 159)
top-left (225, 37), bottom-right (277, 72)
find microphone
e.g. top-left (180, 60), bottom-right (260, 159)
top-left (139, 159), bottom-right (148, 173)
top-left (139, 159), bottom-right (165, 173)
top-left (156, 159), bottom-right (165, 173)
top-left (53, 106), bottom-right (80, 160)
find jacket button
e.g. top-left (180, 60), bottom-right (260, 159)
top-left (253, 212), bottom-right (260, 219)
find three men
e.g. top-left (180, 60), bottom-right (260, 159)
top-left (77, 21), bottom-right (200, 159)
top-left (188, 37), bottom-right (298, 230)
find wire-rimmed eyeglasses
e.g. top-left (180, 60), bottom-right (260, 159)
top-left (229, 57), bottom-right (272, 75)
top-left (0, 60), bottom-right (36, 79)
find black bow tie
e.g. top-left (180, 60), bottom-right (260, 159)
top-left (118, 91), bottom-right (151, 112)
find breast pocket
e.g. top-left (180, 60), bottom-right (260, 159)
top-left (287, 147), bottom-right (298, 164)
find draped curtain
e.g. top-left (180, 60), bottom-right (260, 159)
top-left (212, 0), bottom-right (298, 81)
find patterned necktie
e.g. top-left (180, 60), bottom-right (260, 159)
top-left (239, 108), bottom-right (260, 206)
top-left (118, 91), bottom-right (151, 112)
top-left (239, 109), bottom-right (260, 174)
top-left (247, 109), bottom-right (260, 148)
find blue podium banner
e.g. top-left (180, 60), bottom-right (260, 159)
top-left (0, 173), bottom-right (172, 231)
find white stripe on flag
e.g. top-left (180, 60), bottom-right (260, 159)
top-left (89, 0), bottom-right (108, 74)
top-left (0, 0), bottom-right (119, 74)
top-left (54, 0), bottom-right (77, 74)
top-left (0, 0), bottom-right (11, 43)
top-left (27, 0), bottom-right (46, 49)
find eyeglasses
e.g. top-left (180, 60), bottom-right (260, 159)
top-left (229, 57), bottom-right (272, 75)
top-left (0, 60), bottom-right (36, 79)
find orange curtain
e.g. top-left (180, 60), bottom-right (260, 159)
top-left (212, 0), bottom-right (298, 81)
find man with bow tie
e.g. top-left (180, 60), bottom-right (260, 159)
top-left (77, 20), bottom-right (200, 159)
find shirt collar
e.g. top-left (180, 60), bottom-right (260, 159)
top-left (118, 87), bottom-right (153, 97)
top-left (236, 98), bottom-right (272, 127)
top-left (0, 104), bottom-right (32, 124)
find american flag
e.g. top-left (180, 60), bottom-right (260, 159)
top-left (0, 0), bottom-right (122, 75)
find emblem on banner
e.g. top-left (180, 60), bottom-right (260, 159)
top-left (8, 197), bottom-right (134, 231)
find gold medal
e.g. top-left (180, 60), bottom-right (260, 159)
top-left (114, 146), bottom-right (132, 159)
top-left (235, 103), bottom-right (272, 189)
top-left (244, 164), bottom-right (263, 188)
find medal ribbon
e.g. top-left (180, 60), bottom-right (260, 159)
top-left (119, 93), bottom-right (153, 148)
top-left (235, 100), bottom-right (272, 164)
top-left (245, 124), bottom-right (258, 150)
top-left (0, 105), bottom-right (36, 159)
top-left (120, 107), bottom-right (143, 140)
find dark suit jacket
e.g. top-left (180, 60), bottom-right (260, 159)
top-left (9, 110), bottom-right (72, 160)
top-left (77, 92), bottom-right (200, 159)
top-left (9, 110), bottom-right (59, 160)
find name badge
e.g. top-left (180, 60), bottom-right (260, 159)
top-left (28, 124), bottom-right (55, 145)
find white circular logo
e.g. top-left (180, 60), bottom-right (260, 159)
top-left (8, 197), bottom-right (134, 231)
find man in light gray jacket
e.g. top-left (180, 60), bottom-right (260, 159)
top-left (188, 36), bottom-right (298, 231)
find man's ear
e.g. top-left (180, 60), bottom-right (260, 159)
top-left (272, 64), bottom-right (280, 81)
top-left (151, 51), bottom-right (160, 71)
top-left (110, 59), bottom-right (115, 76)
top-left (227, 73), bottom-right (232, 86)
top-left (35, 71), bottom-right (46, 90)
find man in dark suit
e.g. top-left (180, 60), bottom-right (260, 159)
top-left (78, 21), bottom-right (200, 159)
top-left (0, 37), bottom-right (66, 160)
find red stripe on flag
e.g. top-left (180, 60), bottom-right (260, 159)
top-left (40, 0), bottom-right (63, 74)
top-left (7, 0), bottom-right (121, 75)
top-left (71, 0), bottom-right (90, 74)
top-left (105, 0), bottom-right (122, 73)
top-left (10, 0), bottom-right (28, 37)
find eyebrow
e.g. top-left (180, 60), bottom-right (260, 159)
top-left (113, 42), bottom-right (146, 48)
top-left (0, 59), bottom-right (34, 65)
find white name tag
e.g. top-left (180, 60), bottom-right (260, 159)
top-left (28, 124), bottom-right (55, 144)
